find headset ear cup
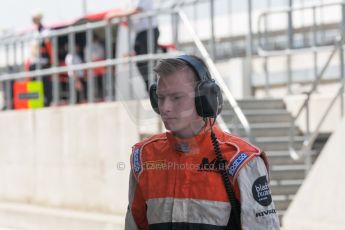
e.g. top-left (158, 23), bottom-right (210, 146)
top-left (194, 87), bottom-right (203, 118)
top-left (149, 83), bottom-right (160, 114)
top-left (195, 81), bottom-right (223, 118)
top-left (215, 84), bottom-right (223, 115)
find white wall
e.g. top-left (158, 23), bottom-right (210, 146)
top-left (283, 118), bottom-right (345, 229)
top-left (0, 101), bottom-right (145, 229)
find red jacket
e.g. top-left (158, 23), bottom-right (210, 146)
top-left (125, 126), bottom-right (280, 229)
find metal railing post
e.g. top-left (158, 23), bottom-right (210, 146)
top-left (52, 35), bottom-right (60, 104)
top-left (340, 3), bottom-right (345, 36)
top-left (264, 10), bottom-right (269, 50)
top-left (172, 12), bottom-right (179, 51)
top-left (36, 36), bottom-right (42, 81)
top-left (263, 9), bottom-right (270, 96)
top-left (128, 16), bottom-right (134, 100)
top-left (288, 0), bottom-right (294, 49)
top-left (289, 115), bottom-right (298, 160)
top-left (246, 0), bottom-right (253, 96)
top-left (105, 23), bottom-right (113, 101)
top-left (4, 44), bottom-right (12, 110)
top-left (210, 0), bottom-right (216, 59)
top-left (68, 30), bottom-right (76, 105)
top-left (305, 98), bottom-right (311, 142)
top-left (312, 6), bottom-right (318, 83)
top-left (20, 41), bottom-right (25, 67)
top-left (13, 43), bottom-right (17, 72)
top-left (305, 98), bottom-right (311, 173)
top-left (148, 15), bottom-right (154, 90)
top-left (287, 54), bottom-right (292, 94)
top-left (339, 37), bottom-right (344, 117)
top-left (287, 1), bottom-right (294, 94)
top-left (227, 0), bottom-right (233, 54)
top-left (193, 0), bottom-right (199, 54)
top-left (341, 3), bottom-right (345, 117)
top-left (86, 26), bottom-right (95, 103)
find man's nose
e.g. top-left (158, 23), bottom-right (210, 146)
top-left (159, 98), bottom-right (173, 114)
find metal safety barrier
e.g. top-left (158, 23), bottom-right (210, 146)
top-left (0, 2), bottom-right (253, 139)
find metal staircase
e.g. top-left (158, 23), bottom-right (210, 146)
top-left (139, 98), bottom-right (329, 223)
top-left (222, 98), bottom-right (329, 223)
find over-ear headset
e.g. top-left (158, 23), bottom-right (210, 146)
top-left (149, 55), bottom-right (223, 118)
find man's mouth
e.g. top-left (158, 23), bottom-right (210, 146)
top-left (162, 117), bottom-right (176, 121)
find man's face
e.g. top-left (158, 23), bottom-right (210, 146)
top-left (156, 68), bottom-right (203, 138)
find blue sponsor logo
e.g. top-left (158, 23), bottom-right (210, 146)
top-left (133, 148), bottom-right (142, 173)
top-left (228, 152), bottom-right (248, 176)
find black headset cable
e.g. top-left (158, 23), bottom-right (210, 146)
top-left (210, 120), bottom-right (241, 230)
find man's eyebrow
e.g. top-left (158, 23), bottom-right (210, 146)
top-left (156, 92), bottom-right (187, 96)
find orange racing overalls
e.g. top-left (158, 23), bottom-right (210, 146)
top-left (125, 126), bottom-right (280, 229)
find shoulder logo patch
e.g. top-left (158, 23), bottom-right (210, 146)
top-left (133, 148), bottom-right (142, 174)
top-left (228, 152), bottom-right (249, 176)
top-left (252, 176), bottom-right (272, 206)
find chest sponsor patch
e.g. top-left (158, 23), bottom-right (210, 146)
top-left (252, 176), bottom-right (272, 206)
top-left (228, 152), bottom-right (249, 176)
top-left (133, 148), bottom-right (142, 174)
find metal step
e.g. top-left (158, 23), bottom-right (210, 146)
top-left (269, 165), bottom-right (306, 180)
top-left (254, 136), bottom-right (304, 151)
top-left (222, 110), bottom-right (292, 123)
top-left (223, 99), bottom-right (286, 110)
top-left (271, 184), bottom-right (300, 196)
top-left (266, 150), bottom-right (318, 165)
top-left (228, 122), bottom-right (300, 137)
top-left (270, 180), bottom-right (303, 196)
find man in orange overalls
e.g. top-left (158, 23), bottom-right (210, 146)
top-left (125, 55), bottom-right (280, 230)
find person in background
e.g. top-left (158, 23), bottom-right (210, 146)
top-left (30, 10), bottom-right (53, 106)
top-left (106, 0), bottom-right (160, 93)
top-left (65, 44), bottom-right (86, 103)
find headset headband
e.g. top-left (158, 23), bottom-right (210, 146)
top-left (176, 55), bottom-right (211, 82)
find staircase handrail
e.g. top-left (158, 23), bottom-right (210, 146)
top-left (288, 36), bottom-right (344, 160)
top-left (257, 1), bottom-right (345, 163)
